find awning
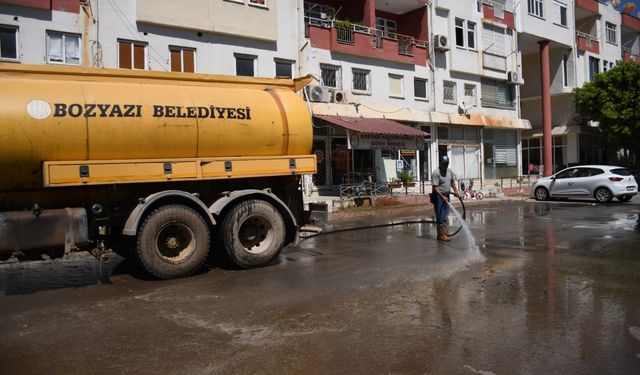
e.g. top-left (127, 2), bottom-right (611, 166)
top-left (431, 111), bottom-right (532, 130)
top-left (314, 115), bottom-right (427, 150)
top-left (314, 115), bottom-right (427, 136)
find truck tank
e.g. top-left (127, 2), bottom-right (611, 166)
top-left (0, 64), bottom-right (313, 192)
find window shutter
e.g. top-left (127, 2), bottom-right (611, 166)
top-left (183, 50), bottom-right (194, 73)
top-left (170, 49), bottom-right (181, 72)
top-left (133, 44), bottom-right (145, 69)
top-left (494, 130), bottom-right (517, 166)
top-left (119, 41), bottom-right (131, 69)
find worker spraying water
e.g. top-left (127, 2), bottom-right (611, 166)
top-left (431, 155), bottom-right (461, 241)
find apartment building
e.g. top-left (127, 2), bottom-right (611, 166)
top-left (0, 0), bottom-right (299, 76)
top-left (2, 0), bottom-right (639, 187)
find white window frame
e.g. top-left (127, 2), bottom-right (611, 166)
top-left (605, 22), bottom-right (617, 45)
top-left (414, 77), bottom-right (429, 101)
top-left (352, 67), bottom-right (371, 94)
top-left (376, 17), bottom-right (397, 38)
top-left (248, 0), bottom-right (268, 8)
top-left (388, 74), bottom-right (404, 99)
top-left (0, 25), bottom-right (19, 61)
top-left (443, 80), bottom-right (457, 105)
top-left (274, 58), bottom-right (294, 78)
top-left (464, 83), bottom-right (477, 106)
top-left (528, 0), bottom-right (544, 19)
top-left (320, 63), bottom-right (341, 88)
top-left (554, 1), bottom-right (568, 27)
top-left (455, 18), bottom-right (476, 50)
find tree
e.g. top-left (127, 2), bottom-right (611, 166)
top-left (573, 62), bottom-right (640, 155)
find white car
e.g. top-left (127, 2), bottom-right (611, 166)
top-left (532, 165), bottom-right (638, 203)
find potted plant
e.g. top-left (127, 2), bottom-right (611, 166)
top-left (388, 177), bottom-right (402, 189)
top-left (397, 170), bottom-right (415, 194)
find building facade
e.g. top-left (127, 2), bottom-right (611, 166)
top-left (1, 0), bottom-right (639, 189)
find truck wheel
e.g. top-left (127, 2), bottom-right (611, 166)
top-left (220, 199), bottom-right (285, 268)
top-left (136, 204), bottom-right (210, 279)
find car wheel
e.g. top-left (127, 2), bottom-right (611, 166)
top-left (617, 195), bottom-right (632, 202)
top-left (476, 192), bottom-right (484, 200)
top-left (594, 187), bottom-right (613, 203)
top-left (534, 186), bottom-right (549, 201)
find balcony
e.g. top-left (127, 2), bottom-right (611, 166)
top-left (623, 47), bottom-right (640, 62)
top-left (575, 0), bottom-right (599, 14)
top-left (305, 17), bottom-right (429, 66)
top-left (482, 0), bottom-right (515, 29)
top-left (483, 51), bottom-right (507, 72)
top-left (576, 31), bottom-right (599, 54)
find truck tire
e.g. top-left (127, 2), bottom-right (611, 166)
top-left (220, 199), bottom-right (286, 268)
top-left (136, 204), bottom-right (210, 279)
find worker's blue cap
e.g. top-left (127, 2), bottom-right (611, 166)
top-left (439, 155), bottom-right (449, 165)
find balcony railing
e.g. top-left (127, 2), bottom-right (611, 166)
top-left (623, 47), bottom-right (640, 62)
top-left (483, 51), bottom-right (507, 72)
top-left (305, 16), bottom-right (427, 57)
top-left (576, 31), bottom-right (598, 46)
top-left (481, 98), bottom-right (516, 110)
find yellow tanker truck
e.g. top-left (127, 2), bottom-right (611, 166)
top-left (0, 63), bottom-right (316, 279)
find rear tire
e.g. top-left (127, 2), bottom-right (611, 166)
top-left (534, 186), bottom-right (549, 201)
top-left (594, 187), bottom-right (613, 203)
top-left (136, 205), bottom-right (210, 279)
top-left (617, 195), bottom-right (632, 202)
top-left (476, 192), bottom-right (484, 200)
top-left (220, 199), bottom-right (286, 269)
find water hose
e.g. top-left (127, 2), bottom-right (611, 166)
top-left (444, 194), bottom-right (466, 237)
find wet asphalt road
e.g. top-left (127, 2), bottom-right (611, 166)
top-left (1, 199), bottom-right (640, 375)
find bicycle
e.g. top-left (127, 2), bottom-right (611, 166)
top-left (460, 179), bottom-right (484, 200)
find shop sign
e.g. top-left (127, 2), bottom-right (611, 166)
top-left (347, 132), bottom-right (424, 150)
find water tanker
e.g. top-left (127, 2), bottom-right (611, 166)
top-left (0, 63), bottom-right (317, 279)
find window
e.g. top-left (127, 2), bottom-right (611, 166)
top-left (249, 0), bottom-right (267, 6)
top-left (528, 0), bottom-right (544, 18)
top-left (443, 80), bottom-right (457, 104)
top-left (47, 32), bottom-right (80, 65)
top-left (588, 56), bottom-right (599, 82)
top-left (0, 26), bottom-right (18, 60)
top-left (118, 40), bottom-right (146, 70)
top-left (464, 84), bottom-right (476, 105)
top-left (170, 47), bottom-right (195, 73)
top-left (481, 78), bottom-right (514, 109)
top-left (603, 59), bottom-right (609, 72)
top-left (606, 22), bottom-right (617, 45)
top-left (376, 17), bottom-right (397, 38)
top-left (352, 68), bottom-right (370, 93)
top-left (455, 19), bottom-right (476, 49)
top-left (389, 74), bottom-right (403, 98)
top-left (320, 64), bottom-right (340, 88)
top-left (275, 59), bottom-right (293, 78)
top-left (414, 78), bottom-right (428, 100)
top-left (235, 54), bottom-right (256, 76)
top-left (562, 54), bottom-right (569, 86)
top-left (455, 19), bottom-right (465, 47)
top-left (553, 0), bottom-right (569, 27)
top-left (483, 23), bottom-right (506, 56)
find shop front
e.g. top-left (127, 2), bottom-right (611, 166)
top-left (311, 115), bottom-right (427, 190)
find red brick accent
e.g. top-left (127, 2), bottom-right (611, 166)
top-left (0, 0), bottom-right (80, 13)
top-left (482, 4), bottom-right (515, 29)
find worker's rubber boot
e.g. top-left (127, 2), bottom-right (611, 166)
top-left (437, 226), bottom-right (451, 242)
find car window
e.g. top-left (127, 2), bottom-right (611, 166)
top-left (589, 168), bottom-right (604, 176)
top-left (576, 168), bottom-right (592, 178)
top-left (611, 168), bottom-right (631, 176)
top-left (555, 168), bottom-right (579, 179)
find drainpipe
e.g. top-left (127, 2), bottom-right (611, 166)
top-left (81, 1), bottom-right (92, 67)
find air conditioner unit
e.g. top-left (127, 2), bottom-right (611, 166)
top-left (433, 34), bottom-right (449, 51)
top-left (330, 89), bottom-right (347, 104)
top-left (507, 71), bottom-right (520, 84)
top-left (305, 85), bottom-right (331, 103)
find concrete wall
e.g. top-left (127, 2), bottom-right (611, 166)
top-left (517, 0), bottom-right (574, 48)
top-left (136, 0), bottom-right (278, 42)
top-left (0, 3), bottom-right (81, 64)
